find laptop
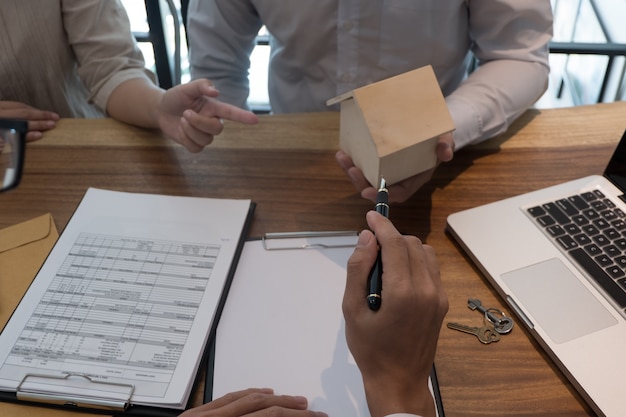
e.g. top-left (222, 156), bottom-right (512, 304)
top-left (447, 129), bottom-right (626, 417)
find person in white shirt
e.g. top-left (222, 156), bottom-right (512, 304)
top-left (188, 0), bottom-right (553, 201)
top-left (179, 211), bottom-right (448, 417)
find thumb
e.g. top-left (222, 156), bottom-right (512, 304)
top-left (437, 133), bottom-right (454, 162)
top-left (190, 78), bottom-right (220, 98)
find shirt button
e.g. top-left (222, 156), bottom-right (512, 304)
top-left (341, 73), bottom-right (354, 83)
top-left (342, 21), bottom-right (354, 31)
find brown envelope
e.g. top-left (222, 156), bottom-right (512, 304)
top-left (0, 214), bottom-right (100, 417)
top-left (0, 213), bottom-right (58, 327)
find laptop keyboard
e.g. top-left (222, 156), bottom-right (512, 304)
top-left (527, 189), bottom-right (626, 312)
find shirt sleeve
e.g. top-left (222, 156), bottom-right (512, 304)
top-left (446, 0), bottom-right (553, 149)
top-left (187, 0), bottom-right (262, 109)
top-left (60, 0), bottom-right (156, 113)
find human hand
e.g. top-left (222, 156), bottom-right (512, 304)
top-left (157, 79), bottom-right (259, 152)
top-left (179, 388), bottom-right (328, 417)
top-left (335, 133), bottom-right (455, 202)
top-left (342, 211), bottom-right (448, 417)
top-left (0, 101), bottom-right (59, 141)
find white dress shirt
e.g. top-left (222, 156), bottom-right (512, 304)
top-left (188, 0), bottom-right (552, 149)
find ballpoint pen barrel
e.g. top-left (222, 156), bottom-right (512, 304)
top-left (367, 254), bottom-right (383, 310)
top-left (367, 179), bottom-right (388, 311)
top-left (375, 190), bottom-right (389, 217)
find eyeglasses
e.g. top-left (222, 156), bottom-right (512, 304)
top-left (0, 119), bottom-right (27, 192)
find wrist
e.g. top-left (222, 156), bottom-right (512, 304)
top-left (107, 78), bottom-right (164, 129)
top-left (363, 378), bottom-right (435, 417)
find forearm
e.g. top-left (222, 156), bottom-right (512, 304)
top-left (446, 58), bottom-right (549, 149)
top-left (106, 78), bottom-right (164, 128)
top-left (450, 0), bottom-right (552, 149)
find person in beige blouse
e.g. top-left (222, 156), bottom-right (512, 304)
top-left (0, 0), bottom-right (257, 152)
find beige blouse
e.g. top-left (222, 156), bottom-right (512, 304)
top-left (0, 0), bottom-right (156, 118)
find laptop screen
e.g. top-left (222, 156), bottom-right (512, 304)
top-left (603, 129), bottom-right (626, 194)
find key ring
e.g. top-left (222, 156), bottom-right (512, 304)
top-left (483, 307), bottom-right (514, 334)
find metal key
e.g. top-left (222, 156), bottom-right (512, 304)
top-left (446, 322), bottom-right (500, 344)
top-left (468, 298), bottom-right (514, 334)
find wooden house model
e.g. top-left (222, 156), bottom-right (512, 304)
top-left (326, 65), bottom-right (455, 187)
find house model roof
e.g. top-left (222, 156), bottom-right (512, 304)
top-left (326, 65), bottom-right (455, 186)
top-left (327, 65), bottom-right (454, 158)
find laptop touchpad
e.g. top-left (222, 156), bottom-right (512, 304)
top-left (501, 258), bottom-right (617, 344)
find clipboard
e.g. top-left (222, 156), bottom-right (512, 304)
top-left (205, 232), bottom-right (445, 417)
top-left (0, 190), bottom-right (257, 417)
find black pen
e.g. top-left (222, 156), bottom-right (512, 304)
top-left (367, 177), bottom-right (389, 311)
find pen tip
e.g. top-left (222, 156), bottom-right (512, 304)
top-left (379, 177), bottom-right (386, 190)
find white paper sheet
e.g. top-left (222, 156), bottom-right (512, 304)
top-left (212, 237), bottom-right (441, 417)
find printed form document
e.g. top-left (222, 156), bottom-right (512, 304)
top-left (0, 188), bottom-right (253, 411)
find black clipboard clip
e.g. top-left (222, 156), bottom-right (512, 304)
top-left (16, 372), bottom-right (135, 411)
top-left (262, 231), bottom-right (359, 251)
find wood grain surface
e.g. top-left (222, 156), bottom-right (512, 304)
top-left (4, 101), bottom-right (625, 416)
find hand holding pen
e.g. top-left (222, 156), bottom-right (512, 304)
top-left (343, 210), bottom-right (448, 417)
top-left (366, 178), bottom-right (389, 311)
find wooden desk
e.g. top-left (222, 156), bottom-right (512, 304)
top-left (3, 101), bottom-right (626, 416)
